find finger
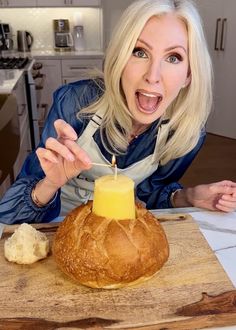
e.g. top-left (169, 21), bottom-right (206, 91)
top-left (212, 180), bottom-right (236, 188)
top-left (64, 139), bottom-right (91, 166)
top-left (217, 198), bottom-right (236, 210)
top-left (210, 184), bottom-right (235, 195)
top-left (45, 137), bottom-right (75, 161)
top-left (54, 119), bottom-right (78, 140)
top-left (221, 193), bottom-right (236, 202)
top-left (215, 203), bottom-right (235, 213)
top-left (36, 147), bottom-right (59, 164)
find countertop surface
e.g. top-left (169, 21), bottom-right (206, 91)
top-left (1, 48), bottom-right (104, 60)
top-left (152, 207), bottom-right (236, 330)
top-left (0, 69), bottom-right (23, 94)
top-left (152, 207), bottom-right (236, 289)
top-left (32, 49), bottom-right (104, 59)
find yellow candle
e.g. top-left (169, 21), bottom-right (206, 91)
top-left (92, 174), bottom-right (136, 220)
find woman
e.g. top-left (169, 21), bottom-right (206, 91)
top-left (0, 0), bottom-right (236, 223)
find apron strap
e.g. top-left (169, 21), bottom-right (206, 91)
top-left (152, 120), bottom-right (170, 163)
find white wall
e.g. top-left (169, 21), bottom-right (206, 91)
top-left (102, 0), bottom-right (134, 48)
top-left (0, 7), bottom-right (103, 51)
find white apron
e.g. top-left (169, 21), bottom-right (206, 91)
top-left (60, 108), bottom-right (167, 215)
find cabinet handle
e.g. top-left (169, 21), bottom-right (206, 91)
top-left (18, 104), bottom-right (27, 116)
top-left (69, 66), bottom-right (90, 70)
top-left (220, 18), bottom-right (227, 51)
top-left (35, 74), bottom-right (46, 90)
top-left (214, 18), bottom-right (221, 51)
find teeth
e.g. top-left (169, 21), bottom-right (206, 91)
top-left (139, 92), bottom-right (158, 98)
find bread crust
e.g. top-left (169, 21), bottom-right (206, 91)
top-left (52, 202), bottom-right (169, 288)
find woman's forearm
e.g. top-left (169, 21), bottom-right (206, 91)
top-left (31, 177), bottom-right (60, 207)
top-left (171, 188), bottom-right (193, 208)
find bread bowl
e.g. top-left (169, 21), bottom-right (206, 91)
top-left (52, 201), bottom-right (169, 288)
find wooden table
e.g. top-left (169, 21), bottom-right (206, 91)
top-left (0, 213), bottom-right (236, 330)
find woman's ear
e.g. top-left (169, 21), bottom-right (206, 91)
top-left (182, 74), bottom-right (191, 88)
top-left (185, 72), bottom-right (192, 87)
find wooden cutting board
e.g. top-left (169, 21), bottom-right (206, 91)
top-left (0, 214), bottom-right (236, 330)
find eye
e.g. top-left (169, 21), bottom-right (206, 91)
top-left (166, 53), bottom-right (183, 64)
top-left (132, 47), bottom-right (148, 58)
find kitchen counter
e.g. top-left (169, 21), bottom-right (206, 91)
top-left (0, 69), bottom-right (23, 94)
top-left (151, 207), bottom-right (236, 330)
top-left (31, 49), bottom-right (104, 60)
top-left (152, 207), bottom-right (236, 289)
top-left (1, 49), bottom-right (104, 60)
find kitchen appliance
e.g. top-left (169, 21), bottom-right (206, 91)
top-left (73, 25), bottom-right (85, 51)
top-left (0, 23), bottom-right (14, 51)
top-left (17, 30), bottom-right (33, 52)
top-left (0, 25), bottom-right (6, 51)
top-left (0, 56), bottom-right (28, 69)
top-left (53, 19), bottom-right (73, 51)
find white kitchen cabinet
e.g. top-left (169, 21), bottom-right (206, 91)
top-left (35, 59), bottom-right (62, 131)
top-left (37, 0), bottom-right (101, 7)
top-left (194, 0), bottom-right (236, 139)
top-left (62, 58), bottom-right (103, 84)
top-left (0, 0), bottom-right (100, 7)
top-left (34, 57), bottom-right (103, 123)
top-left (0, 0), bottom-right (37, 7)
top-left (13, 117), bottom-right (31, 180)
top-left (12, 74), bottom-right (31, 180)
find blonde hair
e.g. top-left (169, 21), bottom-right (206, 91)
top-left (79, 0), bottom-right (213, 165)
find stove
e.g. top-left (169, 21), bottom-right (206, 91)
top-left (0, 56), bottom-right (29, 69)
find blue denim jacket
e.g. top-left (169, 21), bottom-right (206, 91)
top-left (0, 79), bottom-right (205, 224)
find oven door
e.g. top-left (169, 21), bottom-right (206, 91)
top-left (0, 94), bottom-right (20, 198)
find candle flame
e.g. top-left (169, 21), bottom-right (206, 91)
top-left (111, 155), bottom-right (116, 167)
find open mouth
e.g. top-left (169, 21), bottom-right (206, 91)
top-left (135, 91), bottom-right (163, 114)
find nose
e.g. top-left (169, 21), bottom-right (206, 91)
top-left (144, 61), bottom-right (161, 84)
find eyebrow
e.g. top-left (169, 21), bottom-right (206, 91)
top-left (137, 38), bottom-right (187, 54)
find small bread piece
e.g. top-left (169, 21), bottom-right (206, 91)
top-left (4, 223), bottom-right (49, 264)
top-left (53, 202), bottom-right (169, 289)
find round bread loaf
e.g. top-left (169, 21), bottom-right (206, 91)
top-left (52, 202), bottom-right (169, 289)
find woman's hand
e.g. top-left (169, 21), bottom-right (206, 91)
top-left (182, 180), bottom-right (236, 212)
top-left (36, 119), bottom-right (92, 189)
